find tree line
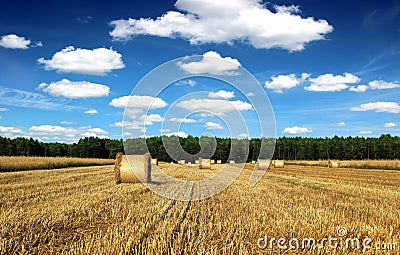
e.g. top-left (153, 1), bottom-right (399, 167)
top-left (0, 134), bottom-right (399, 161)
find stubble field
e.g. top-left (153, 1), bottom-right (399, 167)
top-left (1, 162), bottom-right (399, 254)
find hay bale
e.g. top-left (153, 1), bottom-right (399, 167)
top-left (273, 160), bottom-right (284, 168)
top-left (328, 160), bottom-right (340, 168)
top-left (195, 160), bottom-right (200, 164)
top-left (251, 160), bottom-right (256, 164)
top-left (188, 162), bottom-right (192, 165)
top-left (257, 159), bottom-right (271, 170)
top-left (217, 160), bottom-right (222, 164)
top-left (199, 158), bottom-right (211, 169)
top-left (115, 153), bottom-right (151, 183)
top-left (229, 160), bottom-right (236, 164)
top-left (210, 159), bottom-right (215, 164)
top-left (151, 158), bottom-right (158, 166)
top-left (178, 160), bottom-right (185, 165)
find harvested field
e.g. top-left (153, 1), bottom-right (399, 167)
top-left (0, 156), bottom-right (115, 172)
top-left (0, 163), bottom-right (399, 254)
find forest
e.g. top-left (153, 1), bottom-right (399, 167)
top-left (0, 134), bottom-right (399, 161)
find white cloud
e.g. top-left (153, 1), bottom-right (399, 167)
top-left (29, 125), bottom-right (109, 141)
top-left (141, 114), bottom-right (164, 125)
top-left (109, 0), bottom-right (333, 51)
top-left (37, 46), bottom-right (125, 75)
top-left (0, 125), bottom-right (24, 137)
top-left (349, 84), bottom-right (368, 92)
top-left (205, 122), bottom-right (223, 130)
top-left (0, 108), bottom-right (9, 112)
top-left (163, 131), bottom-right (188, 137)
top-left (178, 51), bottom-right (241, 75)
top-left (283, 126), bottom-right (312, 135)
top-left (208, 90), bottom-right (235, 99)
top-left (384, 122), bottom-right (397, 128)
top-left (170, 117), bottom-right (197, 123)
top-left (359, 130), bottom-right (372, 135)
top-left (305, 73), bottom-right (360, 92)
top-left (112, 121), bottom-right (145, 130)
top-left (85, 109), bottom-right (98, 115)
top-left (337, 121), bottom-right (346, 126)
top-left (265, 73), bottom-right (309, 93)
top-left (0, 86), bottom-right (83, 111)
top-left (37, 79), bottom-right (110, 99)
top-left (238, 133), bottom-right (249, 138)
top-left (159, 129), bottom-right (171, 133)
top-left (368, 80), bottom-right (400, 90)
top-left (350, 102), bottom-right (400, 114)
top-left (246, 92), bottom-right (255, 97)
top-left (60, 121), bottom-right (76, 125)
top-left (176, 99), bottom-right (253, 114)
top-left (109, 95), bottom-right (168, 109)
top-left (176, 79), bottom-right (197, 87)
top-left (0, 34), bottom-right (38, 49)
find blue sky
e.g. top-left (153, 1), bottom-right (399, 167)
top-left (0, 0), bottom-right (399, 142)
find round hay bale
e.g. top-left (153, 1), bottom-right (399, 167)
top-left (217, 160), bottom-right (222, 164)
top-left (115, 153), bottom-right (151, 183)
top-left (229, 160), bottom-right (236, 164)
top-left (151, 158), bottom-right (158, 166)
top-left (251, 160), bottom-right (256, 164)
top-left (199, 158), bottom-right (211, 169)
top-left (257, 159), bottom-right (271, 170)
top-left (328, 160), bottom-right (340, 168)
top-left (178, 160), bottom-right (185, 165)
top-left (210, 159), bottom-right (215, 164)
top-left (273, 160), bottom-right (284, 168)
top-left (195, 160), bottom-right (200, 164)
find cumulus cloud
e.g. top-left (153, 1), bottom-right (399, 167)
top-left (368, 80), bottom-right (400, 90)
top-left (85, 109), bottom-right (98, 115)
top-left (109, 0), bottom-right (333, 51)
top-left (337, 121), bottom-right (346, 126)
top-left (60, 121), bottom-right (76, 125)
top-left (176, 99), bottom-right (253, 114)
top-left (283, 126), bottom-right (312, 135)
top-left (208, 90), bottom-right (235, 99)
top-left (305, 73), bottom-right (360, 92)
top-left (246, 92), bottom-right (255, 97)
top-left (112, 121), bottom-right (145, 131)
top-left (359, 130), bottom-right (372, 135)
top-left (163, 131), bottom-right (188, 137)
top-left (205, 122), bottom-right (223, 130)
top-left (0, 108), bottom-right (9, 112)
top-left (109, 95), bottom-right (168, 109)
top-left (37, 79), bottom-right (110, 99)
top-left (384, 122), bottom-right (397, 128)
top-left (29, 125), bottom-right (109, 141)
top-left (238, 133), bottom-right (249, 138)
top-left (350, 102), bottom-right (400, 114)
top-left (0, 125), bottom-right (24, 137)
top-left (0, 34), bottom-right (41, 49)
top-left (265, 73), bottom-right (309, 93)
top-left (349, 84), bottom-right (368, 92)
top-left (178, 51), bottom-right (241, 75)
top-left (170, 117), bottom-right (197, 123)
top-left (141, 114), bottom-right (164, 125)
top-left (37, 46), bottom-right (125, 75)
top-left (176, 79), bottom-right (197, 86)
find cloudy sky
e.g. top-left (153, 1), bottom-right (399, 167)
top-left (0, 0), bottom-right (399, 142)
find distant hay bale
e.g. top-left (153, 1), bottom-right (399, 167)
top-left (251, 160), bottom-right (256, 164)
top-left (151, 158), bottom-right (158, 166)
top-left (273, 160), bottom-right (284, 168)
top-left (195, 160), bottom-right (200, 164)
top-left (210, 160), bottom-right (215, 164)
top-left (217, 160), bottom-right (222, 164)
top-left (170, 161), bottom-right (174, 164)
top-left (178, 160), bottom-right (185, 165)
top-left (115, 153), bottom-right (151, 184)
top-left (188, 162), bottom-right (192, 165)
top-left (328, 160), bottom-right (340, 168)
top-left (199, 158), bottom-right (211, 169)
top-left (257, 159), bottom-right (271, 170)
top-left (229, 160), bottom-right (236, 164)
